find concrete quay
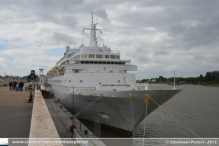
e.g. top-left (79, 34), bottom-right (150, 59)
top-left (0, 83), bottom-right (106, 146)
top-left (0, 83), bottom-right (33, 138)
top-left (44, 96), bottom-right (106, 146)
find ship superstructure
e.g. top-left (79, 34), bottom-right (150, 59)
top-left (47, 12), bottom-right (181, 135)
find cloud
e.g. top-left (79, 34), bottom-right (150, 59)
top-left (60, 14), bottom-right (78, 28)
top-left (193, 54), bottom-right (204, 60)
top-left (0, 0), bottom-right (219, 79)
top-left (52, 32), bottom-right (76, 45)
top-left (94, 8), bottom-right (109, 20)
top-left (154, 50), bottom-right (170, 56)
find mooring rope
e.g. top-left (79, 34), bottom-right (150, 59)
top-left (74, 96), bottom-right (99, 118)
top-left (131, 99), bottom-right (136, 146)
top-left (142, 96), bottom-right (148, 146)
top-left (150, 96), bottom-right (211, 146)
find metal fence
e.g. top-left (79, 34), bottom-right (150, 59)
top-left (93, 117), bottom-right (101, 138)
top-left (74, 129), bottom-right (88, 146)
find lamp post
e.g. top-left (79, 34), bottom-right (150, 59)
top-left (73, 86), bottom-right (75, 124)
top-left (173, 71), bottom-right (176, 89)
top-left (142, 94), bottom-right (151, 146)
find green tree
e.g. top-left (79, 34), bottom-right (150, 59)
top-left (205, 72), bottom-right (211, 81)
top-left (214, 76), bottom-right (219, 82)
top-left (200, 74), bottom-right (203, 82)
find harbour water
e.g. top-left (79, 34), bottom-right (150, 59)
top-left (79, 84), bottom-right (219, 138)
top-left (136, 84), bottom-right (219, 138)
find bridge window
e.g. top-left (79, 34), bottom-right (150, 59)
top-left (107, 62), bottom-right (110, 64)
top-left (80, 80), bottom-right (83, 83)
top-left (111, 62), bottom-right (114, 64)
top-left (81, 54), bottom-right (87, 58)
top-left (110, 55), bottom-right (115, 59)
top-left (116, 55), bottom-right (120, 59)
top-left (109, 70), bottom-right (113, 73)
top-left (90, 61), bottom-right (93, 64)
top-left (96, 54), bottom-right (102, 58)
top-left (105, 55), bottom-right (109, 59)
top-left (89, 54), bottom-right (95, 58)
top-left (118, 80), bottom-right (120, 83)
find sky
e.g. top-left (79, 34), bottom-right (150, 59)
top-left (0, 0), bottom-right (219, 79)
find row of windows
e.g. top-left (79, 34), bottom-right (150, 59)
top-left (80, 61), bottom-right (125, 65)
top-left (49, 80), bottom-right (61, 83)
top-left (73, 54), bottom-right (120, 59)
top-left (67, 80), bottom-right (121, 83)
top-left (67, 70), bottom-right (125, 73)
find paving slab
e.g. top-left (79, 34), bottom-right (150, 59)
top-left (0, 83), bottom-right (33, 138)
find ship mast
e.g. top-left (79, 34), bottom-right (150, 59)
top-left (83, 11), bottom-right (101, 46)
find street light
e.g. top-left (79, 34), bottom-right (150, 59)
top-left (142, 94), bottom-right (151, 146)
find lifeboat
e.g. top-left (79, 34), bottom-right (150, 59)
top-left (58, 68), bottom-right (63, 71)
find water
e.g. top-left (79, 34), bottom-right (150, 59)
top-left (137, 84), bottom-right (219, 138)
top-left (80, 84), bottom-right (219, 138)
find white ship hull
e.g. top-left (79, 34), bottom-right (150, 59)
top-left (48, 83), bottom-right (181, 135)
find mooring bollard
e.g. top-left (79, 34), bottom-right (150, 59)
top-left (28, 84), bottom-right (33, 102)
top-left (29, 90), bottom-right (32, 102)
top-left (80, 123), bottom-right (81, 132)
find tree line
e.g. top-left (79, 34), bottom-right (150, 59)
top-left (139, 70), bottom-right (219, 84)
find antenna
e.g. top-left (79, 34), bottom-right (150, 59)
top-left (173, 70), bottom-right (176, 89)
top-left (83, 12), bottom-right (101, 46)
top-left (91, 11), bottom-right (94, 27)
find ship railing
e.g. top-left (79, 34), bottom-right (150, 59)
top-left (70, 87), bottom-right (94, 91)
top-left (69, 48), bottom-right (79, 53)
top-left (56, 56), bottom-right (67, 66)
top-left (110, 50), bottom-right (120, 54)
top-left (101, 84), bottom-right (131, 87)
top-left (69, 49), bottom-right (80, 57)
top-left (74, 129), bottom-right (88, 146)
top-left (129, 64), bottom-right (137, 66)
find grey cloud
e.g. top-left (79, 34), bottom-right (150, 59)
top-left (126, 49), bottom-right (149, 63)
top-left (94, 8), bottom-right (108, 20)
top-left (168, 24), bottom-right (186, 36)
top-left (134, 46), bottom-right (148, 53)
top-left (193, 54), bottom-right (204, 60)
top-left (167, 11), bottom-right (219, 48)
top-left (53, 32), bottom-right (76, 45)
top-left (154, 50), bottom-right (170, 56)
top-left (1, 0), bottom-right (219, 78)
top-left (60, 15), bottom-right (78, 28)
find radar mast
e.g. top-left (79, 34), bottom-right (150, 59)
top-left (83, 11), bottom-right (101, 46)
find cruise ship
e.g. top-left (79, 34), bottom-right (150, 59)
top-left (47, 12), bottom-right (181, 135)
